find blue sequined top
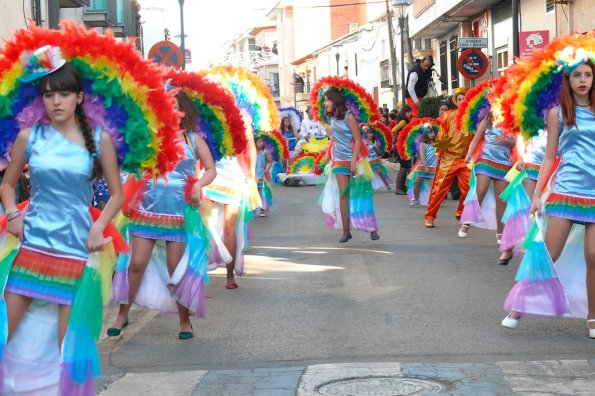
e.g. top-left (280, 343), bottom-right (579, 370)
top-left (139, 133), bottom-right (197, 216)
top-left (366, 142), bottom-right (378, 160)
top-left (480, 126), bottom-right (512, 165)
top-left (422, 143), bottom-right (437, 168)
top-left (255, 149), bottom-right (268, 179)
top-left (331, 111), bottom-right (355, 161)
top-left (24, 124), bottom-right (101, 259)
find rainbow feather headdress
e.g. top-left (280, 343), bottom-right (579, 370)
top-left (258, 129), bottom-right (289, 161)
top-left (510, 32), bottom-right (595, 139)
top-left (310, 76), bottom-right (379, 124)
top-left (396, 117), bottom-right (440, 160)
top-left (164, 69), bottom-right (248, 161)
top-left (361, 121), bottom-right (393, 153)
top-left (278, 106), bottom-right (303, 131)
top-left (289, 151), bottom-right (316, 174)
top-left (203, 66), bottom-right (280, 134)
top-left (314, 149), bottom-right (328, 176)
top-left (0, 22), bottom-right (182, 176)
top-left (455, 79), bottom-right (493, 135)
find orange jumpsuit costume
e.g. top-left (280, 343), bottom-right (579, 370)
top-left (424, 106), bottom-right (472, 223)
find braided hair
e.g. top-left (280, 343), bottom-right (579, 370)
top-left (39, 63), bottom-right (102, 179)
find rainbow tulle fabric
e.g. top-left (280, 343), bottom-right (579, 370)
top-left (364, 121), bottom-right (393, 153)
top-left (165, 69), bottom-right (248, 161)
top-left (310, 76), bottom-right (379, 124)
top-left (260, 129), bottom-right (290, 161)
top-left (396, 118), bottom-right (440, 160)
top-left (455, 79), bottom-right (493, 135)
top-left (499, 168), bottom-right (532, 252)
top-left (289, 152), bottom-right (316, 174)
top-left (0, 22), bottom-right (182, 176)
top-left (203, 66), bottom-right (279, 134)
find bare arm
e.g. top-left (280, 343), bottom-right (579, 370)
top-left (419, 143), bottom-right (428, 168)
top-left (534, 109), bottom-right (560, 201)
top-left (193, 134), bottom-right (216, 189)
top-left (348, 113), bottom-right (361, 169)
top-left (465, 119), bottom-right (487, 161)
top-left (264, 150), bottom-right (273, 174)
top-left (94, 132), bottom-right (123, 229)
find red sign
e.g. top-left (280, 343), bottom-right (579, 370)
top-left (458, 49), bottom-right (488, 80)
top-left (519, 31), bottom-right (550, 57)
top-left (148, 41), bottom-right (184, 69)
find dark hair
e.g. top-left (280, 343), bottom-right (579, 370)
top-left (397, 105), bottom-right (412, 122)
top-left (324, 87), bottom-right (347, 119)
top-left (279, 116), bottom-right (294, 132)
top-left (388, 112), bottom-right (397, 120)
top-left (40, 64), bottom-right (102, 180)
top-left (176, 91), bottom-right (198, 132)
top-left (560, 59), bottom-right (595, 128)
top-left (439, 101), bottom-right (451, 109)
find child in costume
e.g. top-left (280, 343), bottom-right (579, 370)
top-left (255, 136), bottom-right (273, 217)
top-left (502, 44), bottom-right (595, 338)
top-left (320, 86), bottom-right (379, 242)
top-left (364, 127), bottom-right (391, 191)
top-left (280, 116), bottom-right (299, 164)
top-left (408, 122), bottom-right (437, 206)
top-left (108, 90), bottom-right (216, 340)
top-left (424, 88), bottom-right (471, 228)
top-left (0, 56), bottom-right (123, 392)
top-left (459, 112), bottom-right (515, 253)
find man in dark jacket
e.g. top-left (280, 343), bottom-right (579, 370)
top-left (405, 56), bottom-right (433, 117)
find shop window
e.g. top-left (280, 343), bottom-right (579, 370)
top-left (449, 36), bottom-right (459, 89)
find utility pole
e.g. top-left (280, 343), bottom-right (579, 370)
top-left (385, 0), bottom-right (399, 109)
top-left (178, 0), bottom-right (186, 70)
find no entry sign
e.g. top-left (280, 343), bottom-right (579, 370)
top-left (148, 41), bottom-right (184, 69)
top-left (458, 49), bottom-right (488, 80)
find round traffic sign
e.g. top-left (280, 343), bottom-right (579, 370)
top-left (148, 41), bottom-right (184, 69)
top-left (458, 49), bottom-right (488, 80)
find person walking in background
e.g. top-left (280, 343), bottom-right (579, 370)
top-left (392, 105), bottom-right (412, 194)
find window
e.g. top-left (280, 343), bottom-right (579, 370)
top-left (545, 0), bottom-right (555, 14)
top-left (449, 36), bottom-right (459, 89)
top-left (424, 38), bottom-right (432, 50)
top-left (380, 59), bottom-right (391, 88)
top-left (496, 48), bottom-right (509, 76)
top-left (86, 0), bottom-right (107, 12)
top-left (117, 0), bottom-right (124, 24)
top-left (248, 38), bottom-right (257, 51)
top-left (439, 40), bottom-right (447, 92)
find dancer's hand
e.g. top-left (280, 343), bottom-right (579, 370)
top-left (350, 159), bottom-right (357, 175)
top-left (87, 223), bottom-right (106, 252)
top-left (6, 215), bottom-right (24, 242)
top-left (464, 153), bottom-right (472, 163)
top-left (530, 195), bottom-right (542, 217)
top-left (516, 159), bottom-right (525, 171)
top-left (190, 183), bottom-right (201, 209)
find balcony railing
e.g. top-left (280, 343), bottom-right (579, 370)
top-left (222, 50), bottom-right (279, 71)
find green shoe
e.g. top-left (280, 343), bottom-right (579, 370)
top-left (106, 320), bottom-right (128, 337)
top-left (178, 324), bottom-right (193, 340)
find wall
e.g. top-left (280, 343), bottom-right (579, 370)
top-left (0, 1), bottom-right (37, 40)
top-left (556, 0), bottom-right (595, 36)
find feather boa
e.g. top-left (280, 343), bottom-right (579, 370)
top-left (260, 129), bottom-right (290, 161)
top-left (310, 76), bottom-right (379, 125)
top-left (203, 65), bottom-right (280, 134)
top-left (165, 69), bottom-right (248, 161)
top-left (396, 117), bottom-right (440, 160)
top-left (0, 21), bottom-right (182, 176)
top-left (455, 79), bottom-right (493, 135)
top-left (363, 120), bottom-right (393, 153)
top-left (289, 152), bottom-right (316, 174)
top-left (314, 149), bottom-right (328, 176)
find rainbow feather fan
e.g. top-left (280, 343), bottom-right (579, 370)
top-left (260, 129), bottom-right (289, 161)
top-left (310, 76), bottom-right (380, 124)
top-left (396, 117), bottom-right (440, 160)
top-left (278, 106), bottom-right (303, 131)
top-left (0, 21), bottom-right (182, 176)
top-left (363, 121), bottom-right (393, 153)
top-left (203, 66), bottom-right (280, 134)
top-left (165, 69), bottom-right (247, 161)
top-left (455, 79), bottom-right (493, 135)
top-left (512, 32), bottom-right (595, 139)
top-left (314, 149), bottom-right (328, 176)
top-left (289, 152), bottom-right (316, 174)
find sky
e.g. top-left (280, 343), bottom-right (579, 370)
top-left (139, 0), bottom-right (278, 70)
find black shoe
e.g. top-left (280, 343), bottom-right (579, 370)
top-left (370, 232), bottom-right (380, 240)
top-left (455, 215), bottom-right (461, 221)
top-left (498, 254), bottom-right (513, 266)
top-left (339, 233), bottom-right (352, 243)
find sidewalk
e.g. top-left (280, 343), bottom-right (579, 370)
top-left (99, 359), bottom-right (595, 395)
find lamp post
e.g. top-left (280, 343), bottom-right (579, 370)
top-left (178, 0), bottom-right (186, 70)
top-left (394, 0), bottom-right (413, 106)
top-left (334, 45), bottom-right (341, 76)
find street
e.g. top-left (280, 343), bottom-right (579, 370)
top-left (98, 167), bottom-right (595, 395)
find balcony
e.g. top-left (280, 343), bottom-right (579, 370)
top-left (83, 0), bottom-right (109, 27)
top-left (222, 50), bottom-right (279, 71)
top-left (60, 0), bottom-right (90, 7)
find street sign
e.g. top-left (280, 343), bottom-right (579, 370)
top-left (148, 41), bottom-right (184, 69)
top-left (519, 30), bottom-right (549, 57)
top-left (458, 37), bottom-right (488, 49)
top-left (458, 49), bottom-right (488, 80)
top-left (184, 49), bottom-right (191, 64)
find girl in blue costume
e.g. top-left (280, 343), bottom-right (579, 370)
top-left (364, 128), bottom-right (391, 191)
top-left (280, 116), bottom-right (299, 166)
top-left (255, 136), bottom-right (273, 217)
top-left (502, 54), bottom-right (595, 337)
top-left (460, 112), bottom-right (515, 256)
top-left (408, 123), bottom-right (437, 206)
top-left (324, 88), bottom-right (379, 243)
top-left (108, 91), bottom-right (216, 339)
top-left (0, 61), bottom-right (123, 387)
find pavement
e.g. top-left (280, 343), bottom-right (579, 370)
top-left (97, 163), bottom-right (595, 395)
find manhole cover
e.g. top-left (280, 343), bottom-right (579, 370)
top-left (317, 376), bottom-right (444, 396)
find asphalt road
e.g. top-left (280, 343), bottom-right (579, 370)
top-left (98, 172), bottom-right (595, 388)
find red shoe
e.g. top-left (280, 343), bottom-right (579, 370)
top-left (226, 282), bottom-right (238, 289)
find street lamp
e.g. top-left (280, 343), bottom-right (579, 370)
top-left (394, 0), bottom-right (413, 105)
top-left (333, 45), bottom-right (341, 76)
top-left (178, 0), bottom-right (186, 70)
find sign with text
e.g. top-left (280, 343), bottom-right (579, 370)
top-left (458, 49), bottom-right (488, 80)
top-left (519, 31), bottom-right (550, 57)
top-left (458, 37), bottom-right (488, 49)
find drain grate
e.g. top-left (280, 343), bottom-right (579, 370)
top-left (316, 376), bottom-right (444, 396)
